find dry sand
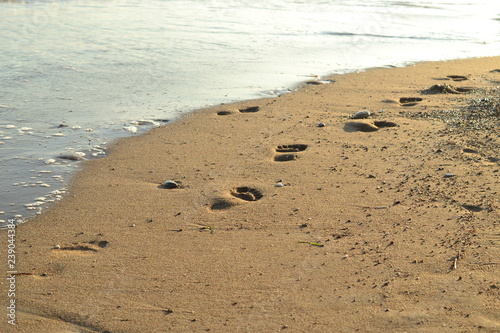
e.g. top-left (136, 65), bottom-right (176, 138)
top-left (1, 56), bottom-right (499, 333)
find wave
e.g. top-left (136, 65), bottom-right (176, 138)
top-left (319, 31), bottom-right (469, 42)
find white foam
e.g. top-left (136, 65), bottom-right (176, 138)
top-left (123, 126), bottom-right (137, 134)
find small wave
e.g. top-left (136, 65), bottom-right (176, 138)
top-left (319, 31), bottom-right (469, 42)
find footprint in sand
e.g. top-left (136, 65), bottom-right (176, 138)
top-left (230, 186), bottom-right (263, 201)
top-left (274, 144), bottom-right (308, 162)
top-left (422, 84), bottom-right (474, 94)
top-left (209, 187), bottom-right (263, 211)
top-left (274, 154), bottom-right (298, 162)
top-left (399, 97), bottom-right (423, 107)
top-left (462, 204), bottom-right (486, 212)
top-left (217, 106), bottom-right (260, 115)
top-left (373, 120), bottom-right (398, 128)
top-left (276, 144), bottom-right (308, 153)
top-left (238, 106), bottom-right (260, 113)
top-left (382, 97), bottom-right (423, 107)
top-left (52, 240), bottom-right (109, 254)
top-left (446, 75), bottom-right (468, 81)
top-left (344, 120), bottom-right (398, 132)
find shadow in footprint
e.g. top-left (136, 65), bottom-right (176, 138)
top-left (374, 121), bottom-right (398, 128)
top-left (344, 121), bottom-right (379, 133)
top-left (274, 154), bottom-right (297, 162)
top-left (462, 204), bottom-right (485, 212)
top-left (53, 240), bottom-right (109, 253)
top-left (239, 106), bottom-right (260, 113)
top-left (217, 111), bottom-right (232, 116)
top-left (463, 148), bottom-right (479, 154)
top-left (399, 97), bottom-right (422, 103)
top-left (276, 144), bottom-right (308, 153)
top-left (231, 187), bottom-right (263, 201)
top-left (209, 198), bottom-right (235, 211)
top-left (447, 75), bottom-right (468, 81)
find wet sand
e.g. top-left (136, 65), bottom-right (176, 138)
top-left (1, 56), bottom-right (499, 332)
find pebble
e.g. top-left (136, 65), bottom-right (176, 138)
top-left (163, 180), bottom-right (179, 189)
top-left (444, 173), bottom-right (455, 178)
top-left (58, 152), bottom-right (86, 161)
top-left (352, 110), bottom-right (371, 119)
top-left (275, 182), bottom-right (284, 187)
top-left (317, 122), bottom-right (326, 127)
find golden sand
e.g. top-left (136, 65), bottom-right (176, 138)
top-left (1, 56), bottom-right (499, 332)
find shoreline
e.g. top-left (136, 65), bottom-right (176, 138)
top-left (0, 54), bottom-right (494, 226)
top-left (2, 56), bottom-right (499, 332)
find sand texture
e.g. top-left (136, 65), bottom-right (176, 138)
top-left (1, 56), bottom-right (499, 332)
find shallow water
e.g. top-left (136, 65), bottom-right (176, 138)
top-left (1, 0), bottom-right (500, 226)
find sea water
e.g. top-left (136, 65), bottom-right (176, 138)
top-left (1, 0), bottom-right (499, 226)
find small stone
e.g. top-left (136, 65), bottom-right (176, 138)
top-left (317, 122), bottom-right (325, 127)
top-left (163, 180), bottom-right (179, 189)
top-left (352, 110), bottom-right (370, 119)
top-left (275, 182), bottom-right (284, 187)
top-left (53, 245), bottom-right (61, 249)
top-left (443, 173), bottom-right (455, 178)
top-left (58, 152), bottom-right (85, 161)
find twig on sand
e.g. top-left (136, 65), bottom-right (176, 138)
top-left (356, 205), bottom-right (390, 209)
top-left (188, 223), bottom-right (213, 233)
top-left (451, 253), bottom-right (460, 270)
top-left (297, 241), bottom-right (324, 247)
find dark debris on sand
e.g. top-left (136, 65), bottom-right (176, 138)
top-left (405, 87), bottom-right (500, 132)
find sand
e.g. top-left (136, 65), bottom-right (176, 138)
top-left (1, 56), bottom-right (499, 332)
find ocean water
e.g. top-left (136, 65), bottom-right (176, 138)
top-left (1, 0), bottom-right (499, 226)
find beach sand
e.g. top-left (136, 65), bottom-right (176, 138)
top-left (1, 56), bottom-right (499, 332)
